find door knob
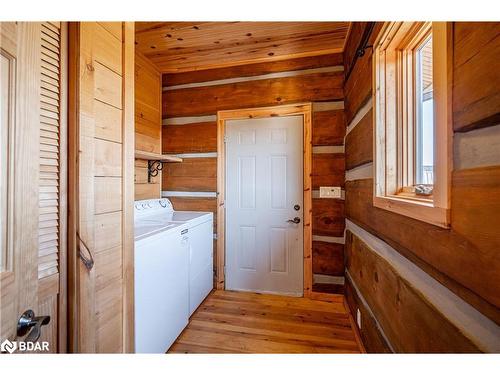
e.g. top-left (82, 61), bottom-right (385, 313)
top-left (287, 217), bottom-right (301, 224)
top-left (17, 310), bottom-right (50, 342)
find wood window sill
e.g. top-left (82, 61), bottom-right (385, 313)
top-left (373, 195), bottom-right (450, 228)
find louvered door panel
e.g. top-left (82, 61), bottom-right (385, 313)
top-left (39, 22), bottom-right (61, 280)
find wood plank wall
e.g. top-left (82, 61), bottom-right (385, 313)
top-left (134, 52), bottom-right (162, 200)
top-left (343, 22), bottom-right (500, 353)
top-left (161, 54), bottom-right (346, 291)
top-left (69, 21), bottom-right (134, 353)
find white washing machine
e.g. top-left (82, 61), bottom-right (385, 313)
top-left (134, 216), bottom-right (189, 353)
top-left (134, 199), bottom-right (213, 353)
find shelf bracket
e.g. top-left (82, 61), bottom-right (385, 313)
top-left (147, 160), bottom-right (164, 183)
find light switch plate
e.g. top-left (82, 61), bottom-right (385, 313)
top-left (319, 186), bottom-right (342, 198)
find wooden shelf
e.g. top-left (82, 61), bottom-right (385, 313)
top-left (134, 150), bottom-right (182, 162)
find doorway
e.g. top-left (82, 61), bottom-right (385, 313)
top-left (216, 104), bottom-right (313, 297)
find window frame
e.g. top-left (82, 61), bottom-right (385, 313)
top-left (373, 22), bottom-right (452, 228)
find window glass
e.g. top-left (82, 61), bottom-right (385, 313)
top-left (415, 36), bottom-right (434, 185)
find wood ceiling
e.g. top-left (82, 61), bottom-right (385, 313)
top-left (135, 22), bottom-right (350, 73)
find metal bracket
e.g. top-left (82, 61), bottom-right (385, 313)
top-left (147, 160), bottom-right (164, 183)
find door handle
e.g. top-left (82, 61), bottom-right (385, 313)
top-left (17, 310), bottom-right (50, 342)
top-left (287, 217), bottom-right (301, 224)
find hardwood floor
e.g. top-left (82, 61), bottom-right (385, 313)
top-left (168, 290), bottom-right (363, 353)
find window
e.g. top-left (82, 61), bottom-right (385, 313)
top-left (373, 22), bottom-right (451, 228)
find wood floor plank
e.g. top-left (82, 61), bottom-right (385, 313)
top-left (168, 290), bottom-right (361, 354)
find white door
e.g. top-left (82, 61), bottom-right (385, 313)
top-left (225, 115), bottom-right (303, 296)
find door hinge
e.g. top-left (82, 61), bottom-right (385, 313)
top-left (223, 135), bottom-right (228, 143)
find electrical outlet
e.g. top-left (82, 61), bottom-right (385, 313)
top-left (319, 186), bottom-right (342, 198)
top-left (356, 308), bottom-right (362, 329)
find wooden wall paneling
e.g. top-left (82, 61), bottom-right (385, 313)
top-left (168, 196), bottom-right (217, 214)
top-left (312, 109), bottom-right (345, 146)
top-left (345, 178), bottom-right (500, 323)
top-left (163, 71), bottom-right (343, 117)
top-left (135, 183), bottom-right (161, 201)
top-left (345, 230), bottom-right (482, 352)
top-left (451, 166), bottom-right (500, 273)
top-left (135, 51), bottom-right (161, 153)
top-left (312, 198), bottom-right (345, 237)
top-left (95, 99), bottom-right (122, 143)
top-left (134, 50), bottom-right (162, 201)
top-left (68, 21), bottom-right (134, 353)
top-left (343, 23), bottom-right (383, 124)
top-left (162, 121), bottom-right (217, 153)
top-left (163, 53), bottom-right (344, 86)
top-left (344, 276), bottom-right (393, 353)
top-left (453, 22), bottom-right (500, 132)
top-left (312, 153), bottom-right (345, 189)
top-left (343, 22), bottom-right (368, 76)
top-left (163, 157), bottom-right (217, 192)
top-left (135, 159), bottom-right (161, 200)
top-left (345, 108), bottom-right (373, 169)
top-left (312, 241), bottom-right (344, 276)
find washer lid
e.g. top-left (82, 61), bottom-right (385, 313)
top-left (134, 221), bottom-right (184, 241)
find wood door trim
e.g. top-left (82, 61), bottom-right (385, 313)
top-left (58, 21), bottom-right (69, 353)
top-left (122, 21), bottom-right (135, 353)
top-left (216, 103), bottom-right (313, 297)
top-left (67, 21), bottom-right (80, 353)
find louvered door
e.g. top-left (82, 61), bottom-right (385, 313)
top-left (1, 22), bottom-right (53, 351)
top-left (37, 21), bottom-right (67, 353)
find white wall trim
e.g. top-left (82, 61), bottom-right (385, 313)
top-left (312, 235), bottom-right (345, 244)
top-left (163, 65), bottom-right (344, 91)
top-left (163, 115), bottom-right (217, 126)
top-left (313, 274), bottom-right (345, 285)
top-left (346, 98), bottom-right (372, 136)
top-left (164, 152), bottom-right (217, 159)
top-left (312, 145), bottom-right (344, 154)
top-left (312, 101), bottom-right (344, 112)
top-left (454, 123), bottom-right (500, 170)
top-left (346, 219), bottom-right (500, 352)
top-left (345, 162), bottom-right (373, 181)
top-left (162, 191), bottom-right (217, 198)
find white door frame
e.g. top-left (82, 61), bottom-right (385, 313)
top-left (216, 103), bottom-right (313, 297)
